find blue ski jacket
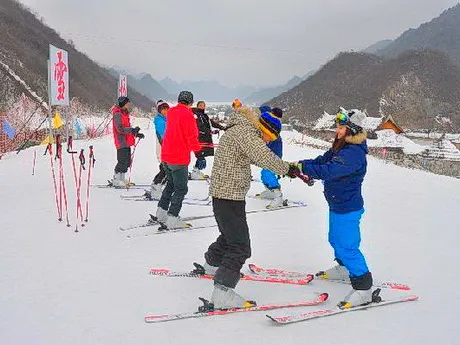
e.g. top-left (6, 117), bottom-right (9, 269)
top-left (299, 132), bottom-right (368, 214)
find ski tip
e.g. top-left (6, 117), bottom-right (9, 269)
top-left (318, 293), bottom-right (329, 302)
top-left (266, 314), bottom-right (285, 324)
top-left (405, 295), bottom-right (420, 302)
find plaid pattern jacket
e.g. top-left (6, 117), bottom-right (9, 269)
top-left (210, 108), bottom-right (289, 201)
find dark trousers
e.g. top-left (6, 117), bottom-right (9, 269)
top-left (205, 198), bottom-right (251, 288)
top-left (153, 164), bottom-right (167, 185)
top-left (115, 147), bottom-right (131, 173)
top-left (158, 163), bottom-right (189, 217)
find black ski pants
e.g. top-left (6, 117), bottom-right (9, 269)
top-left (115, 147), bottom-right (131, 173)
top-left (205, 198), bottom-right (251, 288)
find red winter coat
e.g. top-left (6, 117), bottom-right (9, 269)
top-left (112, 106), bottom-right (135, 149)
top-left (161, 103), bottom-right (202, 165)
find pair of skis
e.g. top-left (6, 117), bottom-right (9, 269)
top-left (247, 264), bottom-right (418, 324)
top-left (120, 190), bottom-right (212, 206)
top-left (120, 203), bottom-right (307, 233)
top-left (145, 263), bottom-right (418, 323)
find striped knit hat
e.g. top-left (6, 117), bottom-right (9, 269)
top-left (259, 112), bottom-right (281, 141)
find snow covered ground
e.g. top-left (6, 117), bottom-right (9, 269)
top-left (1, 119), bottom-right (459, 344)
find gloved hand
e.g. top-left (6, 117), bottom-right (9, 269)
top-left (286, 162), bottom-right (302, 178)
top-left (196, 158), bottom-right (206, 170)
top-left (136, 132), bottom-right (145, 139)
top-left (132, 126), bottom-right (141, 135)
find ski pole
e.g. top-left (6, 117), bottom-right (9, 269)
top-left (56, 135), bottom-right (71, 227)
top-left (85, 145), bottom-right (95, 223)
top-left (55, 135), bottom-right (63, 221)
top-left (32, 149), bottom-right (37, 175)
top-left (67, 136), bottom-right (83, 228)
top-left (77, 149), bottom-right (86, 227)
top-left (127, 138), bottom-right (140, 188)
top-left (46, 143), bottom-right (61, 221)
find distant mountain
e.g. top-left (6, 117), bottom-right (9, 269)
top-left (268, 50), bottom-right (460, 131)
top-left (108, 68), bottom-right (173, 102)
top-left (376, 4), bottom-right (460, 65)
top-left (0, 0), bottom-right (154, 111)
top-left (362, 40), bottom-right (394, 54)
top-left (159, 78), bottom-right (257, 102)
top-left (243, 76), bottom-right (304, 104)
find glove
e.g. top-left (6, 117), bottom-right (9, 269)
top-left (136, 132), bottom-right (145, 139)
top-left (196, 158), bottom-right (206, 170)
top-left (132, 126), bottom-right (141, 135)
top-left (286, 162), bottom-right (302, 178)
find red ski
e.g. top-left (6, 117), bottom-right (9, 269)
top-left (145, 293), bottom-right (329, 323)
top-left (149, 267), bottom-right (314, 286)
top-left (249, 263), bottom-right (411, 291)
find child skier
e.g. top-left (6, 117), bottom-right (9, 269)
top-left (257, 107), bottom-right (285, 208)
top-left (150, 100), bottom-right (170, 199)
top-left (111, 97), bottom-right (144, 187)
top-left (196, 106), bottom-right (296, 310)
top-left (292, 108), bottom-right (373, 309)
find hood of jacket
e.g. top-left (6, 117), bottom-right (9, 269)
top-left (345, 131), bottom-right (368, 154)
top-left (227, 107), bottom-right (260, 132)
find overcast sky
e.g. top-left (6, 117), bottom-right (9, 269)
top-left (18, 0), bottom-right (460, 87)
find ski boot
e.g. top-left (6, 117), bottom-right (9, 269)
top-left (150, 183), bottom-right (163, 200)
top-left (257, 186), bottom-right (275, 200)
top-left (149, 207), bottom-right (167, 225)
top-left (266, 189), bottom-right (287, 209)
top-left (338, 288), bottom-right (382, 309)
top-left (189, 167), bottom-right (208, 180)
top-left (316, 264), bottom-right (350, 282)
top-left (209, 283), bottom-right (256, 310)
top-left (111, 173), bottom-right (126, 188)
top-left (159, 214), bottom-right (192, 230)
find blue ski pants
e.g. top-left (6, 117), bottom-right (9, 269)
top-left (261, 169), bottom-right (280, 189)
top-left (328, 208), bottom-right (369, 277)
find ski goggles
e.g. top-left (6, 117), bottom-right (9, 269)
top-left (335, 111), bottom-right (350, 125)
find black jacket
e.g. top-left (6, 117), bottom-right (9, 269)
top-left (193, 108), bottom-right (226, 158)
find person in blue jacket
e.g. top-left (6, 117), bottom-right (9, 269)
top-left (150, 100), bottom-right (170, 199)
top-left (258, 106), bottom-right (285, 208)
top-left (291, 109), bottom-right (374, 309)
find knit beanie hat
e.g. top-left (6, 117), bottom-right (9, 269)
top-left (232, 99), bottom-right (243, 109)
top-left (118, 96), bottom-right (130, 108)
top-left (157, 100), bottom-right (170, 112)
top-left (259, 105), bottom-right (272, 114)
top-left (271, 107), bottom-right (283, 119)
top-left (178, 91), bottom-right (194, 105)
top-left (259, 112), bottom-right (281, 141)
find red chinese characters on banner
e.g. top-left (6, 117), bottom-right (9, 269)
top-left (118, 75), bottom-right (128, 97)
top-left (49, 45), bottom-right (69, 106)
top-left (54, 51), bottom-right (68, 101)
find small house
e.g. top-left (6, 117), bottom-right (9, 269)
top-left (378, 115), bottom-right (404, 134)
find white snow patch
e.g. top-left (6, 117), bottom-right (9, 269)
top-left (368, 129), bottom-right (425, 155)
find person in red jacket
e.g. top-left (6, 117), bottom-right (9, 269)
top-left (154, 91), bottom-right (202, 229)
top-left (111, 97), bottom-right (144, 187)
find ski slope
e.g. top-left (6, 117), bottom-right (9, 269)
top-left (1, 119), bottom-right (459, 345)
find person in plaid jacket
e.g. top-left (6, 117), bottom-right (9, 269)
top-left (198, 106), bottom-right (294, 309)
